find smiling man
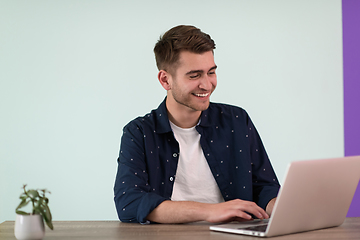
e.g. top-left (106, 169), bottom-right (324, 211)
top-left (114, 25), bottom-right (280, 224)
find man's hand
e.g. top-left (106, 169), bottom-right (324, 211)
top-left (146, 199), bottom-right (269, 224)
top-left (204, 199), bottom-right (269, 223)
top-left (265, 198), bottom-right (277, 216)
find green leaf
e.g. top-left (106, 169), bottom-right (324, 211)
top-left (27, 190), bottom-right (39, 199)
top-left (33, 208), bottom-right (41, 215)
top-left (39, 205), bottom-right (53, 230)
top-left (45, 204), bottom-right (52, 221)
top-left (16, 199), bottom-right (29, 211)
top-left (19, 194), bottom-right (27, 200)
top-left (46, 220), bottom-right (54, 230)
top-left (43, 203), bottom-right (52, 222)
top-left (16, 210), bottom-right (30, 215)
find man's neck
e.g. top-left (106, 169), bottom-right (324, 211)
top-left (166, 98), bottom-right (202, 129)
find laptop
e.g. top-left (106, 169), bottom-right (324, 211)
top-left (210, 156), bottom-right (360, 237)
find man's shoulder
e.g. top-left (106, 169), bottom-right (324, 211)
top-left (208, 102), bottom-right (249, 117)
top-left (123, 99), bottom-right (169, 133)
top-left (123, 110), bottom-right (156, 130)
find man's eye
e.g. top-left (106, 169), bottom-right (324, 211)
top-left (190, 74), bottom-right (200, 79)
top-left (209, 71), bottom-right (216, 75)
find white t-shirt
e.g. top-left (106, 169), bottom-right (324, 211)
top-left (169, 121), bottom-right (224, 203)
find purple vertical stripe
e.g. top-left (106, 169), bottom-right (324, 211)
top-left (343, 0), bottom-right (360, 217)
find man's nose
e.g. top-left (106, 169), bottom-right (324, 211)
top-left (199, 75), bottom-right (212, 90)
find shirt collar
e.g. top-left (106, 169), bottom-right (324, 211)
top-left (154, 97), bottom-right (213, 134)
top-left (154, 97), bottom-right (172, 134)
top-left (198, 106), bottom-right (212, 127)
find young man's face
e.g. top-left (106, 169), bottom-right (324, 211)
top-left (168, 50), bottom-right (217, 112)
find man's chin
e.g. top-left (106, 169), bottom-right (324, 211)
top-left (191, 101), bottom-right (210, 112)
top-left (175, 98), bottom-right (210, 112)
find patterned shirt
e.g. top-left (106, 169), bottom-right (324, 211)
top-left (114, 98), bottom-right (280, 223)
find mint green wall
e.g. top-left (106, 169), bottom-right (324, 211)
top-left (0, 0), bottom-right (343, 223)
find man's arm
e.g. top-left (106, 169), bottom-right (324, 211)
top-left (114, 120), bottom-right (168, 223)
top-left (247, 114), bottom-right (280, 210)
top-left (146, 199), bottom-right (269, 224)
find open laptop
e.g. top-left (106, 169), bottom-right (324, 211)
top-left (210, 156), bottom-right (360, 237)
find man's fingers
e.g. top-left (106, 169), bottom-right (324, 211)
top-left (206, 199), bottom-right (269, 223)
top-left (235, 200), bottom-right (269, 220)
top-left (234, 211), bottom-right (252, 220)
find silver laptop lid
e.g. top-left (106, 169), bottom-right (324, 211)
top-left (266, 156), bottom-right (360, 237)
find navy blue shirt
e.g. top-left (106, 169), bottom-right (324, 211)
top-left (114, 98), bottom-right (280, 223)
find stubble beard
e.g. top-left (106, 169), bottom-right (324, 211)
top-left (171, 87), bottom-right (212, 112)
top-left (174, 95), bottom-right (210, 112)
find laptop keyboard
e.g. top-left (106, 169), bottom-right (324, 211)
top-left (242, 224), bottom-right (268, 232)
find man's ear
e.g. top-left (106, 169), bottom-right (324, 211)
top-left (158, 70), bottom-right (171, 91)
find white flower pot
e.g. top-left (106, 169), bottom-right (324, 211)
top-left (14, 214), bottom-right (45, 240)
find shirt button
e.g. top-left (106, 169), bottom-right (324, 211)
top-left (172, 153), bottom-right (178, 158)
top-left (169, 176), bottom-right (174, 182)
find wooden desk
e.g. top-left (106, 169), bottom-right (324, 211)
top-left (1, 218), bottom-right (359, 240)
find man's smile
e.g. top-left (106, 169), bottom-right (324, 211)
top-left (193, 93), bottom-right (210, 97)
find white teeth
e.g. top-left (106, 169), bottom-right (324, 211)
top-left (194, 93), bottom-right (209, 97)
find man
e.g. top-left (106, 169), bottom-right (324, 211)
top-left (114, 25), bottom-right (280, 224)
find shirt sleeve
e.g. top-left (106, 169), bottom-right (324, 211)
top-left (247, 115), bottom-right (280, 210)
top-left (114, 120), bottom-right (167, 223)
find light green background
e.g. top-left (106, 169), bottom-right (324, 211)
top-left (0, 0), bottom-right (343, 223)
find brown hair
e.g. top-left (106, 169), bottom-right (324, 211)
top-left (153, 25), bottom-right (216, 74)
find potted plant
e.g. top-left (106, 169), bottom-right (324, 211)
top-left (14, 184), bottom-right (53, 240)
